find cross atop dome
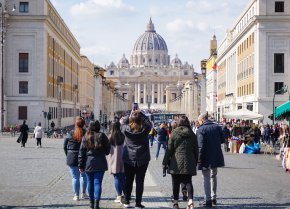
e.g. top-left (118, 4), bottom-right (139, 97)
top-left (146, 17), bottom-right (155, 32)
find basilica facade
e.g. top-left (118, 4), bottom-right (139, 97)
top-left (105, 19), bottom-right (195, 111)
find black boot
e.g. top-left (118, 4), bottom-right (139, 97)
top-left (94, 200), bottom-right (100, 209)
top-left (89, 200), bottom-right (94, 209)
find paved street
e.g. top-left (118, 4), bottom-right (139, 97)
top-left (0, 135), bottom-right (289, 209)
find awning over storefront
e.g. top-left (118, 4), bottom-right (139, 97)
top-left (275, 101), bottom-right (290, 119)
top-left (223, 109), bottom-right (263, 120)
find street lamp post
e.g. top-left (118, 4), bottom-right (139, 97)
top-left (93, 66), bottom-right (101, 122)
top-left (0, 1), bottom-right (15, 132)
top-left (272, 85), bottom-right (288, 125)
top-left (57, 76), bottom-right (63, 128)
top-left (73, 84), bottom-right (78, 122)
top-left (101, 76), bottom-right (106, 131)
top-left (193, 76), bottom-right (199, 120)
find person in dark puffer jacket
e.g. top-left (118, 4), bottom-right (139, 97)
top-left (121, 110), bottom-right (151, 209)
top-left (64, 117), bottom-right (88, 201)
top-left (78, 120), bottom-right (110, 209)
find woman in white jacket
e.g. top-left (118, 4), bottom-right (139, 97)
top-left (34, 122), bottom-right (44, 148)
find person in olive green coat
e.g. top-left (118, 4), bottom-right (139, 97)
top-left (162, 116), bottom-right (198, 209)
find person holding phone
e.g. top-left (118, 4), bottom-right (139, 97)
top-left (121, 110), bottom-right (152, 209)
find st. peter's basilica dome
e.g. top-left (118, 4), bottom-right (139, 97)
top-left (130, 18), bottom-right (170, 67)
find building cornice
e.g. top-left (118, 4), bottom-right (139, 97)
top-left (216, 18), bottom-right (257, 63)
top-left (9, 15), bottom-right (81, 60)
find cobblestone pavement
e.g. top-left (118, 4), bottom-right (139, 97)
top-left (0, 135), bottom-right (289, 209)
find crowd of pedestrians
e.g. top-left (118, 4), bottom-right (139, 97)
top-left (61, 109), bottom-right (226, 209)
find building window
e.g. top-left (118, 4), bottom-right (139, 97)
top-left (19, 81), bottom-right (28, 94)
top-left (275, 82), bottom-right (284, 94)
top-left (184, 71), bottom-right (188, 75)
top-left (275, 1), bottom-right (284, 12)
top-left (154, 98), bottom-right (157, 103)
top-left (154, 72), bottom-right (158, 75)
top-left (110, 71), bottom-right (114, 75)
top-left (140, 72), bottom-right (143, 75)
top-left (19, 53), bottom-right (29, 72)
top-left (18, 106), bottom-right (27, 120)
top-left (247, 103), bottom-right (253, 111)
top-left (19, 2), bottom-right (29, 13)
top-left (274, 53), bottom-right (284, 73)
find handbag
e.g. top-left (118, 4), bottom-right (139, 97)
top-left (17, 134), bottom-right (23, 143)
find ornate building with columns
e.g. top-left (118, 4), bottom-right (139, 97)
top-left (105, 19), bottom-right (195, 114)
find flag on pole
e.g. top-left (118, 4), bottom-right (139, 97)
top-left (212, 62), bottom-right (217, 70)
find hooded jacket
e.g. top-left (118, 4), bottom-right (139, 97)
top-left (162, 126), bottom-right (198, 176)
top-left (122, 124), bottom-right (151, 167)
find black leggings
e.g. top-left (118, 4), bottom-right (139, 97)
top-left (36, 138), bottom-right (42, 146)
top-left (171, 174), bottom-right (193, 201)
top-left (124, 163), bottom-right (148, 205)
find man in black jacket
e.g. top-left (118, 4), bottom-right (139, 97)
top-left (197, 113), bottom-right (225, 207)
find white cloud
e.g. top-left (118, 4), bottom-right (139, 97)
top-left (186, 0), bottom-right (217, 13)
top-left (70, 0), bottom-right (135, 17)
top-left (81, 45), bottom-right (111, 56)
top-left (166, 19), bottom-right (208, 33)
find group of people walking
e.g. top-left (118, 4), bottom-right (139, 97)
top-left (16, 120), bottom-right (45, 148)
top-left (63, 110), bottom-right (225, 209)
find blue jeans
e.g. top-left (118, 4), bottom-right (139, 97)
top-left (114, 173), bottom-right (126, 196)
top-left (69, 166), bottom-right (87, 196)
top-left (149, 135), bottom-right (155, 147)
top-left (156, 141), bottom-right (167, 158)
top-left (86, 171), bottom-right (105, 201)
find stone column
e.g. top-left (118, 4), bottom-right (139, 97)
top-left (160, 83), bottom-right (164, 104)
top-left (143, 83), bottom-right (147, 104)
top-left (182, 89), bottom-right (186, 113)
top-left (137, 83), bottom-right (141, 103)
top-left (194, 82), bottom-right (199, 120)
top-left (134, 83), bottom-right (138, 103)
top-left (165, 85), bottom-right (171, 111)
top-left (151, 83), bottom-right (155, 104)
top-left (201, 76), bottom-right (206, 114)
top-left (185, 88), bottom-right (188, 116)
top-left (188, 82), bottom-right (194, 121)
top-left (157, 83), bottom-right (161, 104)
top-left (110, 90), bottom-right (114, 121)
top-left (94, 76), bottom-right (101, 123)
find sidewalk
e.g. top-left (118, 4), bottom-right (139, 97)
top-left (0, 136), bottom-right (289, 209)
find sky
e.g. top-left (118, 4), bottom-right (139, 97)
top-left (51, 0), bottom-right (250, 72)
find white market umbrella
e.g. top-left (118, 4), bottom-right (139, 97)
top-left (223, 109), bottom-right (264, 120)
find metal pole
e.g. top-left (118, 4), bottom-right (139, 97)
top-left (273, 93), bottom-right (275, 125)
top-left (1, 5), bottom-right (4, 132)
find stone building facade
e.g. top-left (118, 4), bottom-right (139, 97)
top-left (1, 0), bottom-right (80, 129)
top-left (216, 0), bottom-right (290, 123)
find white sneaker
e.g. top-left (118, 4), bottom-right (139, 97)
top-left (114, 195), bottom-right (122, 203)
top-left (80, 193), bottom-right (89, 199)
top-left (73, 195), bottom-right (79, 201)
top-left (123, 203), bottom-right (131, 208)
